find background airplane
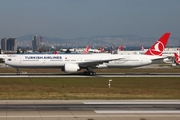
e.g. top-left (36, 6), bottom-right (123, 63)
top-left (54, 45), bottom-right (91, 54)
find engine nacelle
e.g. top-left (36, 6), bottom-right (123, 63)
top-left (64, 63), bottom-right (80, 73)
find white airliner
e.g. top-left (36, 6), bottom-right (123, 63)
top-left (0, 32), bottom-right (170, 75)
top-left (1, 53), bottom-right (122, 75)
top-left (97, 32), bottom-right (170, 68)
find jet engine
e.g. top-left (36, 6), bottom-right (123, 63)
top-left (63, 63), bottom-right (80, 73)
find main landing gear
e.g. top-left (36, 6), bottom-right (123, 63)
top-left (84, 67), bottom-right (96, 76)
top-left (83, 71), bottom-right (96, 76)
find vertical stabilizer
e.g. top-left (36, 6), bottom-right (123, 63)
top-left (145, 33), bottom-right (170, 56)
top-left (101, 48), bottom-right (105, 52)
top-left (83, 45), bottom-right (90, 54)
top-left (119, 46), bottom-right (123, 51)
top-left (174, 53), bottom-right (180, 65)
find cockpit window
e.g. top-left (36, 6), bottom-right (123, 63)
top-left (7, 59), bottom-right (12, 61)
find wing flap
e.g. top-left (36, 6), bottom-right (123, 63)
top-left (151, 56), bottom-right (168, 63)
top-left (79, 58), bottom-right (121, 68)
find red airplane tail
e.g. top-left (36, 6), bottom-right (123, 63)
top-left (141, 46), bottom-right (144, 51)
top-left (101, 47), bottom-right (105, 52)
top-left (174, 53), bottom-right (180, 65)
top-left (54, 51), bottom-right (58, 54)
top-left (119, 46), bottom-right (123, 51)
top-left (145, 32), bottom-right (170, 56)
top-left (83, 45), bottom-right (90, 54)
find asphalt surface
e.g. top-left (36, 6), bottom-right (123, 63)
top-left (1, 73), bottom-right (180, 78)
top-left (0, 100), bottom-right (179, 120)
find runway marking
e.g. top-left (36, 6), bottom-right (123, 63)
top-left (95, 110), bottom-right (180, 114)
top-left (83, 101), bottom-right (180, 104)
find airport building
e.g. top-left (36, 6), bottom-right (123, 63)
top-left (32, 35), bottom-right (40, 52)
top-left (1, 38), bottom-right (7, 51)
top-left (1, 38), bottom-right (17, 51)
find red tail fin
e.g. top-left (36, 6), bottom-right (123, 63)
top-left (54, 51), bottom-right (58, 54)
top-left (174, 53), bottom-right (180, 64)
top-left (119, 46), bottom-right (123, 51)
top-left (141, 46), bottom-right (144, 51)
top-left (83, 45), bottom-right (90, 54)
top-left (145, 32), bottom-right (170, 56)
top-left (101, 48), bottom-right (105, 52)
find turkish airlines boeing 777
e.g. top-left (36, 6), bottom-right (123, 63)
top-left (2, 52), bottom-right (122, 75)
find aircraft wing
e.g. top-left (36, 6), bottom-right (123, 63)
top-left (79, 58), bottom-right (121, 68)
top-left (152, 56), bottom-right (168, 60)
top-left (151, 56), bottom-right (168, 63)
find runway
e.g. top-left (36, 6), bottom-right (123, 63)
top-left (0, 100), bottom-right (180, 120)
top-left (1, 73), bottom-right (180, 77)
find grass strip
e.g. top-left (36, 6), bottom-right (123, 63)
top-left (0, 77), bottom-right (179, 100)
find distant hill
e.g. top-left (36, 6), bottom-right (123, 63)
top-left (17, 34), bottom-right (180, 48)
top-left (17, 34), bottom-right (68, 43)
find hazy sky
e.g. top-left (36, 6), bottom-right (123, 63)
top-left (0, 0), bottom-right (180, 39)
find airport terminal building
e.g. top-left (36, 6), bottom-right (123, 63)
top-left (1, 38), bottom-right (17, 52)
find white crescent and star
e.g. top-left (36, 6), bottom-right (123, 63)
top-left (150, 41), bottom-right (164, 56)
top-left (154, 42), bottom-right (161, 52)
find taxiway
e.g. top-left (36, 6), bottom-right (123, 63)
top-left (0, 73), bottom-right (180, 77)
top-left (0, 100), bottom-right (180, 120)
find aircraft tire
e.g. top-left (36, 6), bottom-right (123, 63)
top-left (84, 71), bottom-right (96, 76)
top-left (89, 71), bottom-right (96, 76)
